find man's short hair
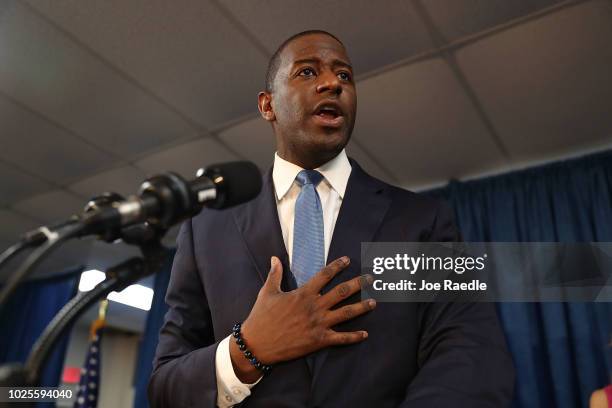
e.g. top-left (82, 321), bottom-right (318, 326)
top-left (265, 30), bottom-right (345, 93)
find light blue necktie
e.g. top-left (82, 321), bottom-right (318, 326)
top-left (292, 169), bottom-right (325, 286)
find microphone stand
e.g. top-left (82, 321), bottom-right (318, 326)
top-left (0, 221), bottom-right (86, 308)
top-left (0, 218), bottom-right (80, 271)
top-left (0, 223), bottom-right (169, 406)
top-left (0, 161), bottom-right (262, 403)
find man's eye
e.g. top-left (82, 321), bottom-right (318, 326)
top-left (299, 68), bottom-right (315, 77)
top-left (338, 72), bottom-right (351, 81)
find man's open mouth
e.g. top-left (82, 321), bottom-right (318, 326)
top-left (312, 102), bottom-right (345, 128)
top-left (315, 105), bottom-right (341, 119)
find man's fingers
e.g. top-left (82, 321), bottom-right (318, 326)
top-left (306, 256), bottom-right (350, 293)
top-left (263, 256), bottom-right (283, 293)
top-left (325, 299), bottom-right (376, 327)
top-left (319, 274), bottom-right (373, 309)
top-left (323, 329), bottom-right (368, 346)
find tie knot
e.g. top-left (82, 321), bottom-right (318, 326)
top-left (296, 169), bottom-right (324, 187)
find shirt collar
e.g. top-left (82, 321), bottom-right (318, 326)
top-left (272, 149), bottom-right (352, 200)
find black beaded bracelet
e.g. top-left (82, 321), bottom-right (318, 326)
top-left (232, 322), bottom-right (272, 375)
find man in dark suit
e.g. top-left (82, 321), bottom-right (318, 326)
top-left (149, 30), bottom-right (514, 407)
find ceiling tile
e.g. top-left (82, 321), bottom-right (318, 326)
top-left (80, 239), bottom-right (140, 272)
top-left (0, 0), bottom-right (192, 157)
top-left (218, 117), bottom-right (275, 171)
top-left (0, 240), bottom-right (89, 282)
top-left (455, 0), bottom-right (612, 162)
top-left (0, 162), bottom-right (53, 206)
top-left (68, 165), bottom-right (148, 199)
top-left (423, 0), bottom-right (563, 43)
top-left (353, 57), bottom-right (507, 188)
top-left (13, 189), bottom-right (86, 224)
top-left (25, 239), bottom-right (94, 280)
top-left (222, 0), bottom-right (435, 75)
top-left (345, 142), bottom-right (394, 184)
top-left (23, 0), bottom-right (270, 129)
top-left (217, 114), bottom-right (395, 184)
top-left (0, 239), bottom-right (12, 255)
top-left (0, 95), bottom-right (115, 184)
top-left (0, 209), bottom-right (40, 242)
top-left (135, 137), bottom-right (239, 179)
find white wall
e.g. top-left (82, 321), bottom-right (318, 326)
top-left (60, 322), bottom-right (141, 408)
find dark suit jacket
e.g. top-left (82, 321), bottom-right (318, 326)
top-left (149, 160), bottom-right (514, 407)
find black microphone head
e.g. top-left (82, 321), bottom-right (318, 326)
top-left (201, 161), bottom-right (262, 209)
top-left (83, 192), bottom-right (126, 242)
top-left (84, 192), bottom-right (125, 213)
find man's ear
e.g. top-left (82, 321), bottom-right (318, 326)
top-left (258, 91), bottom-right (275, 122)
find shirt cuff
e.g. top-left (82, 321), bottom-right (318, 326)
top-left (215, 335), bottom-right (262, 407)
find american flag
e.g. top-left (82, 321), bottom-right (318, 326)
top-left (74, 305), bottom-right (105, 408)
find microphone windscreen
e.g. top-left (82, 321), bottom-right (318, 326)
top-left (205, 161), bottom-right (262, 209)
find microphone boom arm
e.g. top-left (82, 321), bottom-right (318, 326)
top-left (0, 223), bottom-right (169, 389)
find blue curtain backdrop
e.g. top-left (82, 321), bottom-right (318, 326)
top-left (428, 150), bottom-right (612, 408)
top-left (133, 249), bottom-right (174, 408)
top-left (135, 150), bottom-right (612, 408)
top-left (0, 266), bottom-right (82, 387)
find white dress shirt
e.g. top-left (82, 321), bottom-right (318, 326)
top-left (215, 149), bottom-right (352, 407)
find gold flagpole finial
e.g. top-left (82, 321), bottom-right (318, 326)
top-left (90, 299), bottom-right (108, 340)
top-left (98, 299), bottom-right (108, 321)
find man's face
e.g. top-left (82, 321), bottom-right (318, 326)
top-left (260, 33), bottom-right (357, 168)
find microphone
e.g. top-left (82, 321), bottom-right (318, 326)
top-left (0, 161), bottom-right (261, 310)
top-left (0, 161), bottom-right (262, 273)
top-left (80, 160), bottom-right (262, 236)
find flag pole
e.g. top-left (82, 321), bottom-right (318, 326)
top-left (98, 299), bottom-right (108, 321)
top-left (89, 299), bottom-right (108, 340)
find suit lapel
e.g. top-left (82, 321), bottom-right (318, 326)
top-left (232, 168), bottom-right (297, 292)
top-left (311, 161), bottom-right (392, 388)
top-left (325, 161), bottom-right (391, 279)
